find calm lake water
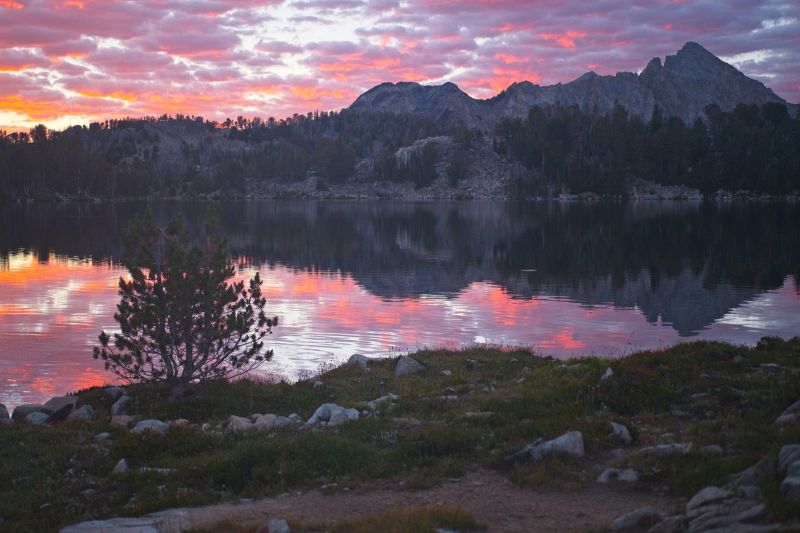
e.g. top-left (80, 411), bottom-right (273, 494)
top-left (1, 200), bottom-right (799, 408)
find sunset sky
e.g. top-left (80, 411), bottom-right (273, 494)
top-left (0, 0), bottom-right (798, 131)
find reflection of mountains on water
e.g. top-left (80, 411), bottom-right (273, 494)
top-left (1, 200), bottom-right (798, 336)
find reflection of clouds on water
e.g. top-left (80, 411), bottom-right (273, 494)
top-left (1, 200), bottom-right (799, 408)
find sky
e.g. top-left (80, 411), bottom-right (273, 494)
top-left (0, 0), bottom-right (798, 132)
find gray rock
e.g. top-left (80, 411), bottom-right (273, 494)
top-left (395, 355), bottom-right (425, 376)
top-left (775, 413), bottom-right (798, 426)
top-left (104, 386), bottom-right (125, 401)
top-left (347, 354), bottom-right (370, 367)
top-left (66, 405), bottom-right (96, 422)
top-left (367, 393), bottom-right (400, 410)
top-left (288, 413), bottom-right (302, 422)
top-left (610, 421), bottom-right (633, 444)
top-left (112, 458), bottom-right (129, 475)
top-left (611, 506), bottom-right (663, 531)
top-left (509, 430), bottom-right (584, 463)
top-left (781, 476), bottom-right (800, 502)
top-left (597, 468), bottom-right (639, 483)
top-left (45, 396), bottom-right (79, 411)
top-left (686, 486), bottom-right (733, 513)
top-left (393, 417), bottom-right (423, 428)
top-left (12, 404), bottom-right (52, 421)
top-left (25, 411), bottom-right (50, 425)
top-left (266, 517), bottom-right (291, 533)
top-left (700, 444), bottom-right (724, 456)
top-left (168, 418), bottom-right (190, 428)
top-left (111, 395), bottom-right (132, 416)
top-left (786, 459), bottom-right (800, 478)
top-left (313, 380), bottom-right (324, 388)
top-left (601, 367), bottom-right (614, 380)
top-left (224, 415), bottom-right (255, 431)
top-left (46, 403), bottom-right (74, 423)
top-left (778, 444), bottom-right (800, 475)
top-left (728, 457), bottom-right (773, 488)
top-left (138, 467), bottom-right (177, 475)
top-left (253, 414), bottom-right (277, 430)
top-left (440, 369), bottom-right (452, 377)
top-left (646, 515), bottom-right (687, 533)
top-left (94, 432), bottom-right (111, 441)
top-left (60, 517), bottom-right (159, 532)
top-left (110, 415), bottom-right (134, 428)
top-left (131, 419), bottom-right (169, 435)
top-left (274, 416), bottom-right (294, 427)
top-left (637, 442), bottom-right (692, 457)
top-left (305, 403), bottom-right (359, 427)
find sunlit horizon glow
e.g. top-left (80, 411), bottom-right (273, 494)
top-left (0, 0), bottom-right (798, 131)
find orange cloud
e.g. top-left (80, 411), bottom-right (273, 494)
top-left (540, 30), bottom-right (587, 48)
top-left (0, 0), bottom-right (23, 8)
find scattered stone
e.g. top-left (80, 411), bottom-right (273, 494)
top-left (520, 366), bottom-right (531, 375)
top-left (44, 395), bottom-right (79, 412)
top-left (393, 417), bottom-right (423, 429)
top-left (597, 468), bottom-right (639, 483)
top-left (609, 421), bottom-right (633, 444)
top-left (442, 386), bottom-right (457, 396)
top-left (94, 432), bottom-right (111, 441)
top-left (224, 415), bottom-right (255, 431)
top-left (138, 467), bottom-right (177, 475)
top-left (507, 430), bottom-right (584, 463)
top-left (637, 442), bottom-right (692, 457)
top-left (25, 411), bottom-right (49, 425)
top-left (466, 358), bottom-right (483, 369)
top-left (601, 367), bottom-right (614, 380)
top-left (304, 403), bottom-right (359, 427)
top-left (700, 444), bottom-right (724, 456)
top-left (131, 419), bottom-right (169, 435)
top-left (347, 353), bottom-right (370, 367)
top-left (66, 405), bottom-right (96, 422)
top-left (686, 486), bottom-right (733, 513)
top-left (12, 404), bottom-right (52, 421)
top-left (104, 386), bottom-right (125, 401)
top-left (110, 415), bottom-right (134, 428)
top-left (80, 489), bottom-right (96, 498)
top-left (441, 369), bottom-right (452, 377)
top-left (112, 458), bottom-right (129, 475)
top-left (366, 393), bottom-right (400, 411)
top-left (395, 356), bottom-right (425, 376)
top-left (253, 413), bottom-right (277, 430)
top-left (111, 395), bottom-right (132, 416)
top-left (464, 411), bottom-right (493, 418)
top-left (508, 358), bottom-right (519, 363)
top-left (168, 418), bottom-right (190, 427)
top-left (313, 380), bottom-right (324, 388)
top-left (288, 413), bottom-right (302, 423)
top-left (611, 506), bottom-right (663, 530)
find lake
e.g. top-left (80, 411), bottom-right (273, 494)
top-left (1, 199), bottom-right (798, 408)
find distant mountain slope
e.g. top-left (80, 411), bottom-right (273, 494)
top-left (349, 42), bottom-right (791, 127)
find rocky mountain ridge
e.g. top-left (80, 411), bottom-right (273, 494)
top-left (349, 42), bottom-right (793, 128)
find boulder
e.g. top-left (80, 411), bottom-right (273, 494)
top-left (261, 517), bottom-right (291, 533)
top-left (25, 411), bottom-right (49, 425)
top-left (686, 486), bottom-right (732, 513)
top-left (12, 404), bottom-right (52, 421)
top-left (223, 415), bottom-right (255, 431)
top-left (508, 431), bottom-right (584, 463)
top-left (131, 419), bottom-right (169, 435)
top-left (274, 416), bottom-right (295, 428)
top-left (347, 354), bottom-right (370, 368)
top-left (104, 386), bottom-right (125, 401)
top-left (778, 444), bottom-right (800, 475)
top-left (46, 403), bottom-right (75, 424)
top-left (66, 405), bottom-right (96, 422)
top-left (305, 403), bottom-right (359, 427)
top-left (781, 476), bottom-right (800, 502)
top-left (45, 396), bottom-right (78, 411)
top-left (728, 457), bottom-right (773, 488)
top-left (775, 399), bottom-right (800, 426)
top-left (395, 356), bottom-right (425, 376)
top-left (611, 506), bottom-right (663, 530)
top-left (366, 393), bottom-right (400, 410)
top-left (110, 415), bottom-right (134, 428)
top-left (112, 458), bottom-right (129, 475)
top-left (786, 460), bottom-right (800, 478)
top-left (111, 395), bottom-right (132, 416)
top-left (609, 421), bottom-right (633, 444)
top-left (253, 414), bottom-right (277, 430)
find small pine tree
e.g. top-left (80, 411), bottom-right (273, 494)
top-left (93, 210), bottom-right (277, 383)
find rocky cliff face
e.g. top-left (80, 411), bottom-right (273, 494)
top-left (349, 42), bottom-right (791, 128)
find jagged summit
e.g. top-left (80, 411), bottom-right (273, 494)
top-left (349, 42), bottom-right (791, 128)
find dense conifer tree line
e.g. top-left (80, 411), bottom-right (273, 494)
top-left (0, 102), bottom-right (797, 201)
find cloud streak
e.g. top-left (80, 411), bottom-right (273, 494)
top-left (1, 0), bottom-right (797, 130)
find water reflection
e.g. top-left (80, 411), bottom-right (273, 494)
top-left (1, 200), bottom-right (798, 407)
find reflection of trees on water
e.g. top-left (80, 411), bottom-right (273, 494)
top-left (1, 200), bottom-right (798, 335)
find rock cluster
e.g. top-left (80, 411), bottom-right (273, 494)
top-left (505, 430), bottom-right (585, 464)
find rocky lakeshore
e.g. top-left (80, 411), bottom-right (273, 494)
top-left (2, 339), bottom-right (800, 532)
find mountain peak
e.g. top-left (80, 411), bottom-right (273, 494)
top-left (678, 41), bottom-right (714, 57)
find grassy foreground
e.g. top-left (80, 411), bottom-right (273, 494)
top-left (1, 338), bottom-right (800, 532)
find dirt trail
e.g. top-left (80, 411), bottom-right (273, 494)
top-left (176, 470), bottom-right (677, 532)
